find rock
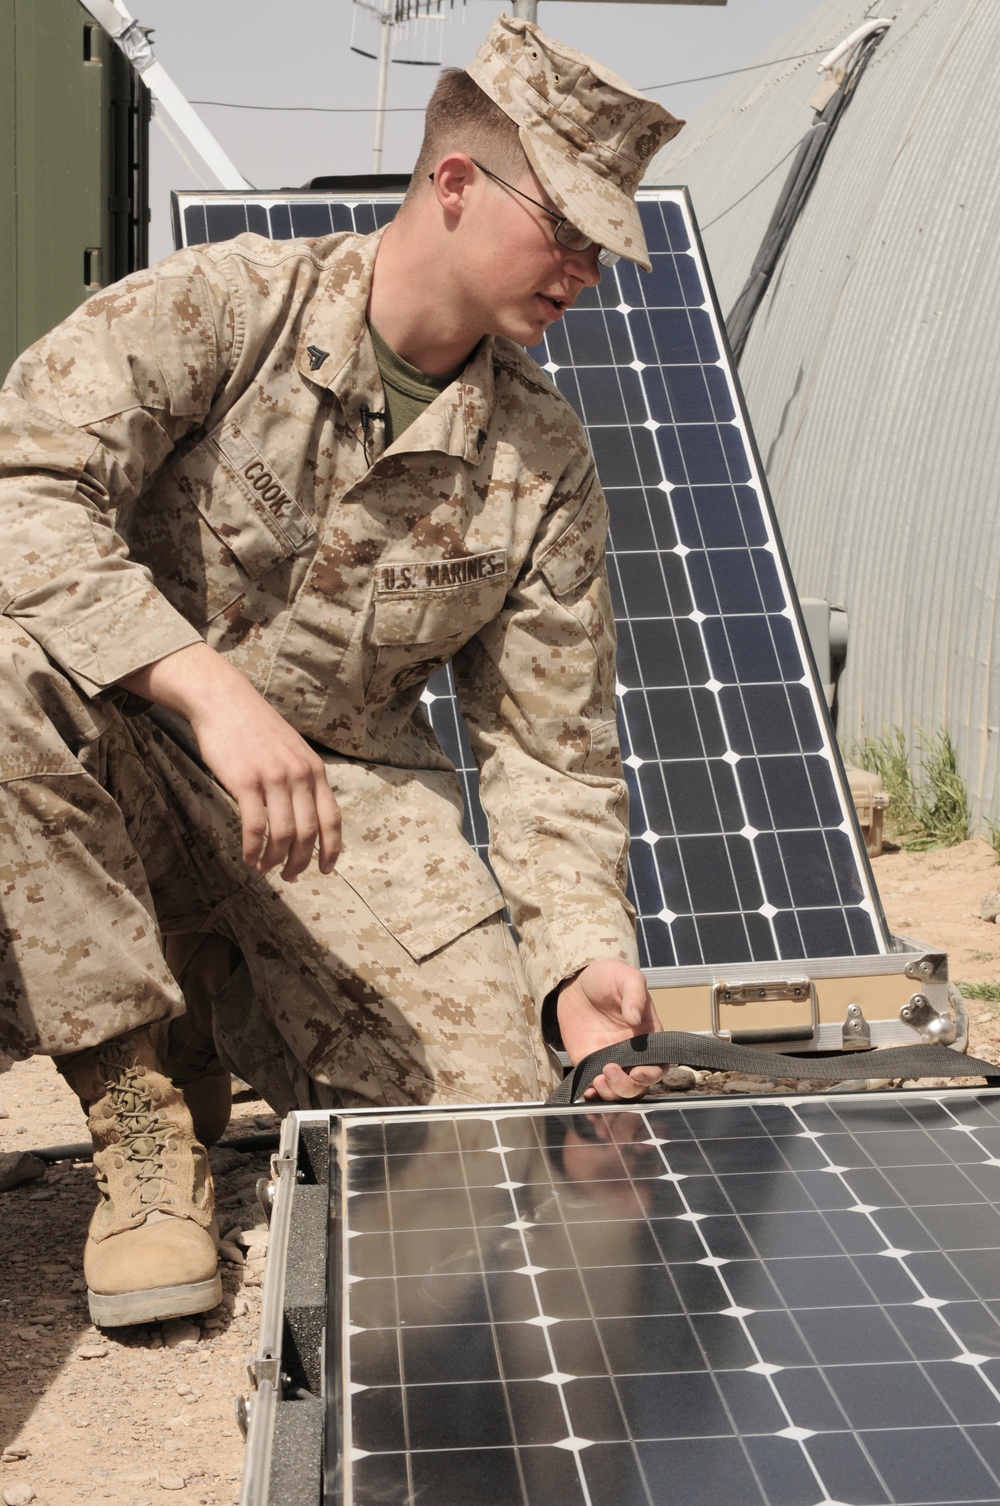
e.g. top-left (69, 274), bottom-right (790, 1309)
top-left (162, 1319), bottom-right (201, 1348)
top-left (0, 1153), bottom-right (46, 1192)
top-left (219, 1239), bottom-right (244, 1265)
top-left (722, 1077), bottom-right (779, 1093)
top-left (120, 1472), bottom-right (156, 1486)
top-left (976, 1011), bottom-right (994, 1024)
top-left (0, 1449), bottom-right (29, 1463)
top-left (157, 1475), bottom-right (187, 1491)
top-left (2, 1484), bottom-right (37, 1505)
top-left (235, 1226), bottom-right (269, 1249)
top-left (0, 1105), bottom-right (8, 1119)
top-left (208, 1148), bottom-right (245, 1176)
top-left (660, 1066), bottom-right (697, 1091)
top-left (980, 892), bottom-right (1000, 922)
top-left (76, 1342), bottom-right (109, 1359)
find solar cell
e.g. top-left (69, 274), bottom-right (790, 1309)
top-left (329, 1090), bottom-right (1000, 1506)
top-left (171, 188), bottom-right (888, 970)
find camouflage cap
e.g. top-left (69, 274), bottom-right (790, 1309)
top-left (466, 15), bottom-right (683, 273)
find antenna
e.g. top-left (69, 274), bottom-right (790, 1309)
top-left (351, 0), bottom-right (466, 172)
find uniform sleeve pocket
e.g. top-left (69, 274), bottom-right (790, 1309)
top-left (536, 482), bottom-right (608, 599)
top-left (151, 275), bottom-right (221, 416)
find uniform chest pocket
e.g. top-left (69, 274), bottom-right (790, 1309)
top-left (372, 550), bottom-right (509, 647)
top-left (173, 422), bottom-right (317, 582)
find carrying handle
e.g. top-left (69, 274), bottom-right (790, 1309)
top-left (546, 1031), bottom-right (1000, 1107)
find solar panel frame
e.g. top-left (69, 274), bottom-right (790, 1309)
top-left (170, 186), bottom-right (891, 970)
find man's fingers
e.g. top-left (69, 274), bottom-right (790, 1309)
top-left (583, 1061), bottom-right (663, 1103)
top-left (583, 1061), bottom-right (666, 1103)
top-left (236, 765), bottom-right (341, 881)
top-left (278, 781), bottom-right (324, 881)
top-left (314, 780), bottom-right (342, 873)
top-left (618, 970), bottom-right (658, 1030)
top-left (279, 773), bottom-right (341, 879)
top-left (239, 789), bottom-right (270, 870)
top-left (255, 785), bottom-right (298, 876)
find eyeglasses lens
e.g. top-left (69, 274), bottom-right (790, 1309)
top-left (553, 219), bottom-right (619, 269)
top-left (553, 221), bottom-right (591, 253)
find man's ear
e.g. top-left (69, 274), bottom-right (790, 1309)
top-left (429, 153), bottom-right (476, 220)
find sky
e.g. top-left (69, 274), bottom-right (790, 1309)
top-left (133, 0), bottom-right (824, 263)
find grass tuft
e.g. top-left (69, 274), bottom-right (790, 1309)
top-left (847, 725), bottom-right (970, 850)
top-left (955, 981), bottom-right (1000, 1003)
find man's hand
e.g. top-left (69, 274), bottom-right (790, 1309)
top-left (119, 642), bottom-right (342, 882)
top-left (555, 958), bottom-right (665, 1102)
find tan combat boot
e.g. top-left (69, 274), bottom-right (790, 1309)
top-left (58, 1026), bottom-right (222, 1328)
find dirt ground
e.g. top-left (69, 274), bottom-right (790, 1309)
top-left (0, 1073), bottom-right (279, 1506)
top-left (2, 837), bottom-right (1000, 1505)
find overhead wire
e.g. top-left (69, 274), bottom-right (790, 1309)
top-left (701, 142), bottom-right (802, 232)
top-left (640, 47), bottom-right (828, 93)
top-left (188, 46), bottom-right (829, 114)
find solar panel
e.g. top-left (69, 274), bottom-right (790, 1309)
top-left (328, 1090), bottom-right (1000, 1506)
top-left (172, 188), bottom-right (888, 969)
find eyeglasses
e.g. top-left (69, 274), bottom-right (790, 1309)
top-left (429, 159), bottom-right (620, 268)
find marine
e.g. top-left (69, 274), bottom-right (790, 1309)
top-left (0, 16), bottom-right (683, 1325)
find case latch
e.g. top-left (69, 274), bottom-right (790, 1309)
top-left (842, 1002), bottom-right (872, 1049)
top-left (900, 992), bottom-right (958, 1045)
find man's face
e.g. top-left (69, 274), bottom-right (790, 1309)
top-left (459, 162), bottom-right (603, 346)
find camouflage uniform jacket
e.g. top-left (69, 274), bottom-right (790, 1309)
top-left (0, 229), bottom-right (637, 1006)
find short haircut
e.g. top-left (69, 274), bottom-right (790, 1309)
top-left (406, 68), bottom-right (527, 202)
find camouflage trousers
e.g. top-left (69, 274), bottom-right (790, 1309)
top-left (0, 623), bottom-right (555, 1110)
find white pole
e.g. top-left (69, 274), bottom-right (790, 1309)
top-left (512, 0), bottom-right (538, 20)
top-left (372, 7), bottom-right (392, 173)
top-left (78, 0), bottom-right (251, 190)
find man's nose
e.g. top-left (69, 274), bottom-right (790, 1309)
top-left (564, 244), bottom-right (602, 287)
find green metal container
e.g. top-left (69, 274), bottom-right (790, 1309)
top-left (1, 0), bottom-right (149, 380)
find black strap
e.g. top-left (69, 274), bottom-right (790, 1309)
top-left (546, 1032), bottom-right (1000, 1107)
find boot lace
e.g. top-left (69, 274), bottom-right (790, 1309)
top-left (97, 1042), bottom-right (175, 1203)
